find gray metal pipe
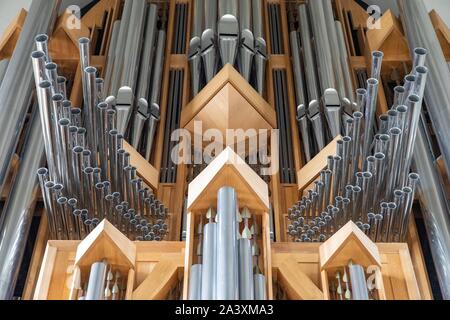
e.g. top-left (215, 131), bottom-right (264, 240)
top-left (104, 20), bottom-right (121, 95)
top-left (348, 262), bottom-right (369, 300)
top-left (411, 118), bottom-right (450, 299)
top-left (399, 0), bottom-right (450, 186)
top-left (150, 30), bottom-right (166, 106)
top-left (238, 238), bottom-right (254, 300)
top-left (0, 105), bottom-right (44, 300)
top-left (0, 59), bottom-right (9, 85)
top-left (254, 273), bottom-right (266, 300)
top-left (85, 260), bottom-right (108, 300)
top-left (201, 222), bottom-right (217, 299)
top-left (188, 264), bottom-right (203, 300)
top-left (0, 0), bottom-right (60, 197)
top-left (215, 187), bottom-right (239, 300)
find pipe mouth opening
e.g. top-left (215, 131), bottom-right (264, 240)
top-left (44, 181), bottom-right (55, 189)
top-left (93, 168), bottom-right (101, 174)
top-left (388, 110), bottom-right (398, 117)
top-left (356, 88), bottom-right (367, 95)
top-left (95, 182), bottom-right (105, 189)
top-left (109, 129), bottom-right (119, 135)
top-left (37, 168), bottom-right (48, 175)
top-left (381, 202), bottom-right (389, 208)
top-left (405, 74), bottom-right (416, 82)
top-left (367, 156), bottom-right (376, 162)
top-left (85, 66), bottom-right (97, 74)
top-left (31, 50), bottom-right (46, 59)
top-left (345, 185), bottom-right (353, 190)
top-left (409, 173), bottom-right (420, 180)
top-left (415, 65), bottom-right (428, 74)
top-left (372, 51), bottom-right (384, 58)
top-left (389, 127), bottom-right (402, 135)
top-left (96, 78), bottom-right (104, 84)
top-left (343, 136), bottom-right (352, 142)
top-left (414, 47), bottom-right (427, 56)
top-left (45, 62), bottom-right (57, 70)
top-left (379, 114), bottom-right (389, 121)
top-left (73, 209), bottom-right (82, 216)
top-left (394, 86), bottom-right (406, 93)
top-left (396, 105), bottom-right (408, 113)
top-left (77, 128), bottom-right (86, 135)
top-left (35, 34), bottom-right (49, 42)
top-left (68, 198), bottom-right (77, 205)
top-left (379, 134), bottom-right (390, 141)
top-left (63, 101), bottom-right (72, 108)
top-left (97, 102), bottom-right (108, 109)
top-left (408, 94), bottom-right (420, 103)
top-left (57, 76), bottom-right (67, 83)
top-left (353, 186), bottom-right (362, 192)
top-left (374, 153), bottom-right (386, 160)
top-left (79, 37), bottom-right (90, 45)
top-left (71, 108), bottom-right (82, 114)
top-left (39, 80), bottom-right (52, 89)
top-left (84, 167), bottom-right (94, 174)
top-left (52, 94), bottom-right (64, 101)
top-left (82, 150), bottom-right (91, 156)
top-left (394, 190), bottom-right (404, 197)
top-left (73, 146), bottom-right (84, 153)
top-left (59, 118), bottom-right (70, 126)
top-left (388, 203), bottom-right (397, 209)
top-left (69, 126), bottom-right (78, 133)
top-left (402, 186), bottom-right (413, 193)
top-left (367, 78), bottom-right (379, 86)
top-left (353, 111), bottom-right (363, 118)
top-left (57, 197), bottom-right (68, 204)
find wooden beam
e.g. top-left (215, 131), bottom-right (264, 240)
top-left (276, 258), bottom-right (324, 300)
top-left (132, 260), bottom-right (179, 300)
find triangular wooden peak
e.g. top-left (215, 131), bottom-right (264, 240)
top-left (366, 10), bottom-right (410, 61)
top-left (75, 220), bottom-right (136, 269)
top-left (0, 9), bottom-right (27, 60)
top-left (319, 221), bottom-right (381, 271)
top-left (430, 10), bottom-right (450, 60)
top-left (187, 147), bottom-right (270, 213)
top-left (181, 64), bottom-right (277, 144)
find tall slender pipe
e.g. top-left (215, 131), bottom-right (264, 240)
top-left (0, 106), bottom-right (44, 299)
top-left (215, 187), bottom-right (239, 300)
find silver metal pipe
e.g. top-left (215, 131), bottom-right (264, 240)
top-left (371, 51), bottom-right (384, 81)
top-left (0, 105), bottom-right (44, 300)
top-left (253, 0), bottom-right (267, 95)
top-left (0, 59), bottom-right (9, 85)
top-left (150, 30), bottom-right (166, 106)
top-left (385, 127), bottom-right (403, 199)
top-left (85, 66), bottom-right (98, 163)
top-left (218, 13), bottom-right (239, 66)
top-left (120, 0), bottom-right (147, 98)
top-left (335, 21), bottom-right (355, 102)
top-left (0, 0), bottom-right (60, 196)
top-left (399, 0), bottom-right (450, 184)
top-left (298, 5), bottom-right (319, 103)
top-left (109, 0), bottom-right (133, 96)
top-left (362, 79), bottom-right (379, 163)
top-left (238, 238), bottom-right (254, 300)
top-left (348, 262), bottom-right (369, 300)
top-left (104, 20), bottom-right (121, 95)
top-left (136, 4), bottom-right (158, 102)
top-left (35, 34), bottom-right (50, 61)
top-left (216, 187), bottom-right (239, 300)
top-left (188, 264), bottom-right (203, 300)
top-left (201, 221), bottom-right (217, 299)
top-left (85, 261), bottom-right (108, 300)
top-left (322, 0), bottom-right (346, 102)
top-left (253, 273), bottom-right (266, 300)
top-left (145, 103), bottom-right (161, 162)
top-left (350, 112), bottom-right (363, 181)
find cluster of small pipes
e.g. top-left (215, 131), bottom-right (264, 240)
top-left (330, 261), bottom-right (377, 300)
top-left (189, 0), bottom-right (267, 97)
top-left (32, 34), bottom-right (169, 241)
top-left (77, 260), bottom-right (126, 300)
top-left (189, 187), bottom-right (267, 300)
top-left (288, 47), bottom-right (429, 243)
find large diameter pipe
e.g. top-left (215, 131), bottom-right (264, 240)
top-left (254, 274), bottom-right (267, 300)
top-left (0, 106), bottom-right (44, 299)
top-left (412, 118), bottom-right (450, 299)
top-left (399, 0), bottom-right (450, 185)
top-left (188, 264), bottom-right (203, 300)
top-left (85, 261), bottom-right (108, 300)
top-left (0, 0), bottom-right (60, 197)
top-left (0, 59), bottom-right (9, 85)
top-left (215, 187), bottom-right (239, 300)
top-left (201, 222), bottom-right (217, 299)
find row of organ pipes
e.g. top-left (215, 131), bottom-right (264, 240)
top-left (288, 43), bottom-right (428, 243)
top-left (31, 1), bottom-right (170, 242)
top-left (188, 187), bottom-right (267, 300)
